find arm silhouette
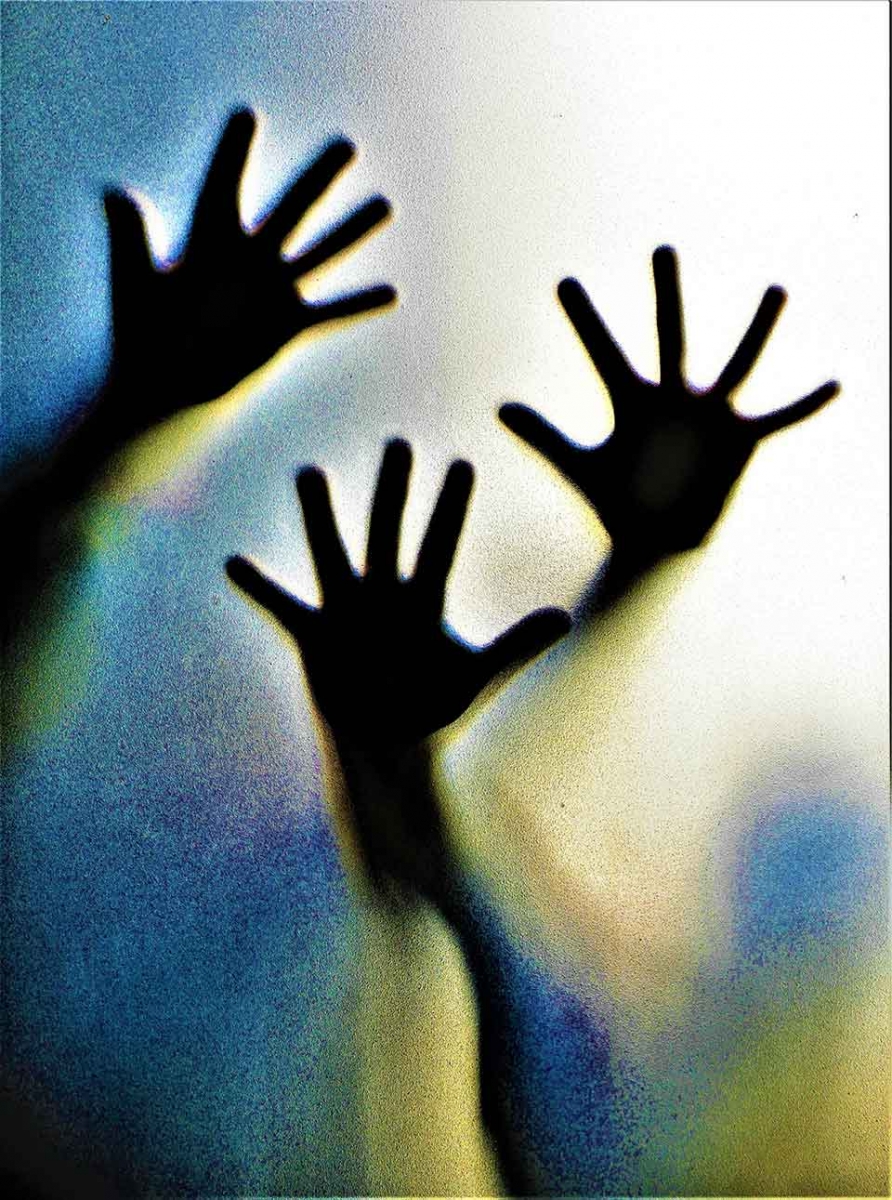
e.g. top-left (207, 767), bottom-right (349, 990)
top-left (226, 439), bottom-right (568, 893)
top-left (226, 439), bottom-right (570, 1189)
top-left (3, 108), bottom-right (395, 641)
top-left (501, 246), bottom-right (839, 611)
top-left (103, 108), bottom-right (394, 431)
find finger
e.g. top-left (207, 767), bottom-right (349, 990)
top-left (302, 284), bottom-right (397, 328)
top-left (296, 467), bottom-right (355, 598)
top-left (366, 439), bottom-right (412, 580)
top-left (225, 555), bottom-right (313, 638)
top-left (557, 277), bottom-right (637, 395)
top-left (191, 109), bottom-right (257, 245)
top-left (713, 285), bottom-right (786, 397)
top-left (477, 607), bottom-right (571, 686)
top-left (746, 380), bottom-right (840, 439)
top-left (653, 245), bottom-right (684, 386)
top-left (499, 402), bottom-right (586, 481)
top-left (412, 460), bottom-right (474, 613)
top-left (289, 196), bottom-right (391, 277)
top-left (257, 138), bottom-right (356, 249)
top-left (104, 190), bottom-right (155, 295)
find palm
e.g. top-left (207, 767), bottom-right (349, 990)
top-left (290, 582), bottom-right (493, 743)
top-left (576, 372), bottom-right (757, 554)
top-left (226, 440), bottom-right (569, 747)
top-left (105, 109), bottom-right (395, 427)
top-left (501, 247), bottom-right (839, 560)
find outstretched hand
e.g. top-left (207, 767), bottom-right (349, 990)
top-left (105, 108), bottom-right (395, 431)
top-left (501, 247), bottom-right (839, 565)
top-left (226, 440), bottom-right (569, 748)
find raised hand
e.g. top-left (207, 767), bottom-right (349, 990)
top-left (500, 247), bottom-right (839, 564)
top-left (104, 108), bottom-right (395, 431)
top-left (226, 439), bottom-right (570, 748)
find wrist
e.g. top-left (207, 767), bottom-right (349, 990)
top-left (53, 378), bottom-right (144, 494)
top-left (329, 734), bottom-right (454, 907)
top-left (608, 538), bottom-right (664, 577)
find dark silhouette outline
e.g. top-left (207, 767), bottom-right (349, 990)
top-left (102, 108), bottom-right (394, 430)
top-left (2, 106), bottom-right (396, 684)
top-left (226, 441), bottom-right (571, 1193)
top-left (1, 107), bottom-right (396, 1198)
top-left (501, 246), bottom-right (840, 613)
top-left (224, 250), bottom-right (842, 1194)
top-left (226, 439), bottom-right (570, 897)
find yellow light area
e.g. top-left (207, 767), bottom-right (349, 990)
top-left (5, 570), bottom-right (98, 748)
top-left (681, 965), bottom-right (889, 1195)
top-left (94, 377), bottom-right (249, 504)
top-left (441, 558), bottom-right (727, 1037)
top-left (5, 499), bottom-right (139, 749)
top-left (355, 898), bottom-right (503, 1197)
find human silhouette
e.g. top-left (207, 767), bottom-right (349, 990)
top-left (227, 440), bottom-right (572, 1192)
top-left (501, 246), bottom-right (839, 612)
top-left (227, 439), bottom-right (570, 894)
top-left (225, 247), bottom-right (840, 1193)
top-left (2, 107), bottom-right (395, 710)
top-left (1, 107), bottom-right (396, 1197)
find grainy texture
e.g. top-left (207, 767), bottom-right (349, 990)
top-left (2, 1), bottom-right (888, 1194)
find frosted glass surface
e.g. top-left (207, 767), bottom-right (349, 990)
top-left (2, 2), bottom-right (888, 1193)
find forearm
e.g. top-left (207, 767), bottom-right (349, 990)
top-left (31, 367), bottom-right (170, 503)
top-left (1, 366), bottom-right (184, 643)
top-left (2, 386), bottom-right (112, 637)
top-left (331, 735), bottom-right (536, 1193)
top-left (427, 858), bottom-right (542, 1192)
top-left (330, 738), bottom-right (451, 904)
top-left (571, 534), bottom-right (701, 646)
top-left (350, 853), bottom-right (506, 1196)
top-left (575, 538), bottom-right (668, 618)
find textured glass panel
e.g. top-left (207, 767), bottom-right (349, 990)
top-left (2, 2), bottom-right (887, 1194)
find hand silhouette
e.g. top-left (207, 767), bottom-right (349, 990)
top-left (104, 108), bottom-right (395, 430)
top-left (500, 247), bottom-right (839, 563)
top-left (226, 439), bottom-right (570, 747)
top-left (3, 111), bottom-right (394, 734)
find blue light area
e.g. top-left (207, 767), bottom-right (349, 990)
top-left (4, 490), bottom-right (363, 1187)
top-left (733, 794), bottom-right (886, 961)
top-left (3, 4), bottom-right (411, 1174)
top-left (0, 0), bottom-right (389, 472)
top-left (463, 888), bottom-right (649, 1194)
top-left (7, 715), bottom-right (359, 1191)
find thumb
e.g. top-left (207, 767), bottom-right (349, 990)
top-left (225, 555), bottom-right (313, 641)
top-left (747, 380), bottom-right (840, 439)
top-left (499, 402), bottom-right (583, 480)
top-left (477, 606), bottom-right (571, 687)
top-left (104, 189), bottom-right (154, 295)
